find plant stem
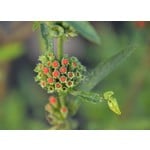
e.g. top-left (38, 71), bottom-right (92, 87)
top-left (57, 37), bottom-right (63, 60)
top-left (59, 93), bottom-right (66, 107)
top-left (40, 22), bottom-right (53, 52)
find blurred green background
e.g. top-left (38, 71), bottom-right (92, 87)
top-left (0, 21), bottom-right (150, 129)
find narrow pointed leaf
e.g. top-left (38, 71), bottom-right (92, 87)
top-left (79, 45), bottom-right (136, 91)
top-left (67, 21), bottom-right (100, 45)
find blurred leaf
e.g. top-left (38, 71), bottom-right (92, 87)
top-left (0, 43), bottom-right (23, 62)
top-left (0, 91), bottom-right (26, 129)
top-left (67, 21), bottom-right (100, 45)
top-left (32, 21), bottom-right (40, 31)
top-left (79, 45), bottom-right (136, 91)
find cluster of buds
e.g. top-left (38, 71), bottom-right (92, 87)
top-left (34, 52), bottom-right (86, 93)
top-left (48, 21), bottom-right (77, 38)
top-left (45, 96), bottom-right (68, 124)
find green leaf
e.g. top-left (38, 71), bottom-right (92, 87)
top-left (79, 45), bottom-right (136, 91)
top-left (66, 21), bottom-right (100, 45)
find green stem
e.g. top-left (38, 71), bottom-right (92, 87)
top-left (57, 37), bottom-right (64, 60)
top-left (40, 22), bottom-right (53, 52)
top-left (59, 93), bottom-right (66, 107)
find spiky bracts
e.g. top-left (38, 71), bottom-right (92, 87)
top-left (34, 52), bottom-right (86, 93)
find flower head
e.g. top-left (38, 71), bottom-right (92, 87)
top-left (34, 52), bottom-right (86, 93)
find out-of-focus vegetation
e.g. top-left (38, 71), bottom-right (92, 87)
top-left (0, 21), bottom-right (149, 129)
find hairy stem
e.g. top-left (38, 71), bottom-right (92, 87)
top-left (40, 22), bottom-right (53, 52)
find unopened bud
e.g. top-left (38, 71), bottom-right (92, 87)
top-left (60, 76), bottom-right (67, 83)
top-left (52, 70), bottom-right (60, 78)
top-left (49, 96), bottom-right (58, 108)
top-left (59, 66), bottom-right (67, 74)
top-left (61, 58), bottom-right (69, 66)
top-left (40, 81), bottom-right (46, 88)
top-left (47, 77), bottom-right (54, 84)
top-left (45, 103), bottom-right (52, 113)
top-left (52, 60), bottom-right (60, 68)
top-left (43, 67), bottom-right (49, 74)
top-left (60, 106), bottom-right (68, 118)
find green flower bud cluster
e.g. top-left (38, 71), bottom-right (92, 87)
top-left (45, 96), bottom-right (68, 126)
top-left (48, 22), bottom-right (77, 38)
top-left (34, 52), bottom-right (86, 93)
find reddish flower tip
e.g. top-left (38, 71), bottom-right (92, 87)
top-left (61, 58), bottom-right (69, 65)
top-left (55, 82), bottom-right (62, 89)
top-left (47, 77), bottom-right (54, 84)
top-left (68, 72), bottom-right (74, 78)
top-left (49, 96), bottom-right (57, 104)
top-left (60, 76), bottom-right (67, 83)
top-left (52, 70), bottom-right (60, 78)
top-left (59, 66), bottom-right (67, 74)
top-left (61, 107), bottom-right (68, 113)
top-left (135, 21), bottom-right (145, 28)
top-left (52, 60), bottom-right (59, 68)
top-left (43, 67), bottom-right (49, 74)
top-left (47, 61), bottom-right (51, 67)
top-left (72, 62), bottom-right (77, 68)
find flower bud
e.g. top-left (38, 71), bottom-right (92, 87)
top-left (47, 77), bottom-right (54, 84)
top-left (49, 96), bottom-right (58, 108)
top-left (55, 82), bottom-right (62, 90)
top-left (61, 58), bottom-right (69, 66)
top-left (45, 103), bottom-right (52, 113)
top-left (40, 81), bottom-right (46, 88)
top-left (60, 76), bottom-right (67, 83)
top-left (52, 70), bottom-right (60, 78)
top-left (47, 61), bottom-right (51, 67)
top-left (52, 60), bottom-right (60, 68)
top-left (67, 72), bottom-right (74, 79)
top-left (59, 66), bottom-right (67, 74)
top-left (48, 86), bottom-right (54, 93)
top-left (43, 67), bottom-right (49, 74)
top-left (66, 81), bottom-right (74, 87)
top-left (60, 106), bottom-right (68, 118)
top-left (71, 62), bottom-right (77, 68)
